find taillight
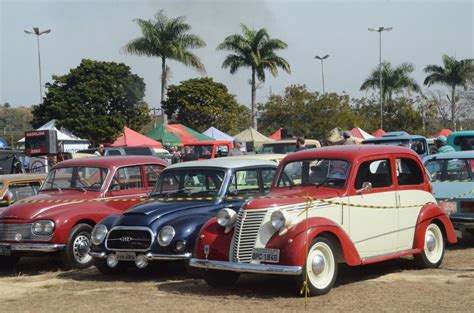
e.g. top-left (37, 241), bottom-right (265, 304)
top-left (460, 201), bottom-right (474, 213)
top-left (439, 201), bottom-right (457, 215)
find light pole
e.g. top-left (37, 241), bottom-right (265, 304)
top-left (25, 27), bottom-right (51, 104)
top-left (368, 26), bottom-right (392, 130)
top-left (314, 55), bottom-right (329, 94)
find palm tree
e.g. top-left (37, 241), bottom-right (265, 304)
top-left (123, 10), bottom-right (206, 124)
top-left (217, 24), bottom-right (291, 129)
top-left (360, 61), bottom-right (420, 102)
top-left (423, 54), bottom-right (474, 130)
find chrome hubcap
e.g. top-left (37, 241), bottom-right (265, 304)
top-left (426, 234), bottom-right (436, 252)
top-left (312, 255), bottom-right (325, 275)
top-left (73, 234), bottom-right (92, 264)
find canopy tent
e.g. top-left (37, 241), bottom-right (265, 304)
top-left (109, 126), bottom-right (163, 148)
top-left (269, 128), bottom-right (283, 140)
top-left (18, 119), bottom-right (89, 153)
top-left (350, 127), bottom-right (374, 140)
top-left (234, 127), bottom-right (273, 151)
top-left (372, 129), bottom-right (386, 137)
top-left (431, 129), bottom-right (452, 138)
top-left (146, 124), bottom-right (213, 146)
top-left (203, 127), bottom-right (234, 142)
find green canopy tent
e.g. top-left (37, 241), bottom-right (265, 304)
top-left (145, 124), bottom-right (213, 146)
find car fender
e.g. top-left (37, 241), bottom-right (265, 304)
top-left (413, 203), bottom-right (457, 249)
top-left (266, 217), bottom-right (361, 267)
top-left (194, 217), bottom-right (234, 261)
top-left (167, 213), bottom-right (215, 253)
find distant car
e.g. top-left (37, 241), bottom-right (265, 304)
top-left (0, 156), bottom-right (167, 269)
top-left (446, 131), bottom-right (474, 151)
top-left (0, 149), bottom-right (27, 174)
top-left (89, 159), bottom-right (277, 274)
top-left (183, 140), bottom-right (233, 159)
top-left (190, 146), bottom-right (457, 296)
top-left (77, 146), bottom-right (157, 157)
top-left (0, 174), bottom-right (46, 207)
top-left (424, 151), bottom-right (474, 238)
top-left (363, 133), bottom-right (429, 157)
top-left (260, 139), bottom-right (321, 154)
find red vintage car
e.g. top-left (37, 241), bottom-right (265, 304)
top-left (0, 156), bottom-right (167, 269)
top-left (190, 146), bottom-right (458, 295)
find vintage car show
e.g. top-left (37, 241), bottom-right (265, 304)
top-left (1, 0), bottom-right (473, 311)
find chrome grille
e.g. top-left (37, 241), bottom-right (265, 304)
top-left (231, 209), bottom-right (268, 263)
top-left (106, 228), bottom-right (153, 251)
top-left (0, 223), bottom-right (50, 241)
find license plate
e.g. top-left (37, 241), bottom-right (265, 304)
top-left (252, 248), bottom-right (280, 263)
top-left (455, 230), bottom-right (463, 239)
top-left (116, 251), bottom-right (136, 261)
top-left (0, 244), bottom-right (11, 256)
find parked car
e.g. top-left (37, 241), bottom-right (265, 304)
top-left (446, 131), bottom-right (474, 151)
top-left (77, 146), bottom-right (157, 156)
top-left (0, 149), bottom-right (27, 174)
top-left (363, 133), bottom-right (430, 157)
top-left (0, 156), bottom-right (167, 269)
top-left (190, 145), bottom-right (457, 296)
top-left (224, 153), bottom-right (286, 164)
top-left (183, 140), bottom-right (233, 159)
top-left (89, 158), bottom-right (277, 273)
top-left (0, 174), bottom-right (46, 207)
top-left (260, 139), bottom-right (321, 154)
top-left (424, 151), bottom-right (474, 238)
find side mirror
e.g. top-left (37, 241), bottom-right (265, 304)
top-left (356, 182), bottom-right (372, 195)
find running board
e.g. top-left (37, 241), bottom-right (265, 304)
top-left (361, 249), bottom-right (421, 265)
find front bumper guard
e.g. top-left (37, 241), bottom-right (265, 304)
top-left (189, 258), bottom-right (302, 276)
top-left (89, 251), bottom-right (192, 260)
top-left (0, 243), bottom-right (65, 252)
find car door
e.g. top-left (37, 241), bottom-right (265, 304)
top-left (349, 156), bottom-right (398, 258)
top-left (105, 165), bottom-right (148, 211)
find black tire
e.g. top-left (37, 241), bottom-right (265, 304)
top-left (296, 236), bottom-right (338, 296)
top-left (94, 258), bottom-right (128, 275)
top-left (414, 223), bottom-right (445, 269)
top-left (204, 270), bottom-right (239, 289)
top-left (0, 256), bottom-right (20, 268)
top-left (60, 223), bottom-right (94, 270)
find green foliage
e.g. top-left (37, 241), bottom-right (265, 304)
top-left (162, 77), bottom-right (246, 133)
top-left (0, 106), bottom-right (33, 145)
top-left (32, 59), bottom-right (150, 144)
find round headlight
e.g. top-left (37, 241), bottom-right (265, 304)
top-left (271, 210), bottom-right (289, 230)
top-left (32, 222), bottom-right (44, 234)
top-left (91, 224), bottom-right (108, 246)
top-left (217, 208), bottom-right (237, 227)
top-left (157, 226), bottom-right (175, 246)
top-left (31, 220), bottom-right (55, 236)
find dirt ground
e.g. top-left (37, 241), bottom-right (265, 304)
top-left (1, 239), bottom-right (473, 312)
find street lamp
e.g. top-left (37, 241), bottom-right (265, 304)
top-left (25, 27), bottom-right (51, 104)
top-left (314, 54), bottom-right (329, 94)
top-left (368, 26), bottom-right (392, 130)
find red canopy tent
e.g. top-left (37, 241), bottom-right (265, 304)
top-left (431, 129), bottom-right (452, 138)
top-left (372, 129), bottom-right (386, 137)
top-left (350, 127), bottom-right (374, 139)
top-left (269, 128), bottom-right (283, 140)
top-left (109, 127), bottom-right (163, 148)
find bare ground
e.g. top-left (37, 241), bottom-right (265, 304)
top-left (0, 239), bottom-right (473, 312)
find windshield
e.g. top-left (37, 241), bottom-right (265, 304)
top-left (185, 145), bottom-right (213, 159)
top-left (425, 158), bottom-right (474, 181)
top-left (152, 168), bottom-right (225, 198)
top-left (41, 166), bottom-right (108, 191)
top-left (277, 159), bottom-right (350, 188)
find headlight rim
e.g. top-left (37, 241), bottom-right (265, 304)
top-left (216, 208), bottom-right (237, 227)
top-left (91, 224), bottom-right (108, 246)
top-left (271, 210), bottom-right (288, 230)
top-left (157, 225), bottom-right (175, 247)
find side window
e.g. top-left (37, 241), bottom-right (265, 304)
top-left (145, 165), bottom-right (163, 187)
top-left (107, 150), bottom-right (121, 156)
top-left (227, 169), bottom-right (260, 196)
top-left (396, 158), bottom-right (424, 185)
top-left (425, 160), bottom-right (444, 180)
top-left (261, 168), bottom-right (276, 191)
top-left (215, 145), bottom-right (229, 157)
top-left (355, 159), bottom-right (392, 189)
top-left (8, 182), bottom-right (41, 200)
top-left (409, 140), bottom-right (426, 155)
top-left (112, 166), bottom-right (143, 190)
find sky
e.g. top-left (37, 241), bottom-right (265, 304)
top-left (1, 0), bottom-right (473, 109)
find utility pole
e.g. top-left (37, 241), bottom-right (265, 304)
top-left (314, 55), bottom-right (329, 94)
top-left (25, 27), bottom-right (51, 104)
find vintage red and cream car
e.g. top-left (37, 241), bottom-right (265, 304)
top-left (190, 145), bottom-right (457, 296)
top-left (0, 156), bottom-right (167, 269)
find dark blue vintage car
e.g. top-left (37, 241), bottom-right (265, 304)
top-left (89, 158), bottom-right (277, 273)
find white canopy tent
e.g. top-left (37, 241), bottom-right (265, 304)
top-left (202, 127), bottom-right (234, 142)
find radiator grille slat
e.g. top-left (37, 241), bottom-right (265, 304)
top-left (106, 228), bottom-right (152, 251)
top-left (231, 209), bottom-right (268, 263)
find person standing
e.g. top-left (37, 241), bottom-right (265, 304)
top-left (171, 148), bottom-right (182, 164)
top-left (228, 141), bottom-right (244, 156)
top-left (434, 136), bottom-right (455, 153)
top-left (182, 146), bottom-right (198, 162)
top-left (94, 144), bottom-right (105, 156)
top-left (295, 137), bottom-right (306, 152)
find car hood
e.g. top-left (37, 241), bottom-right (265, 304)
top-left (0, 190), bottom-right (99, 221)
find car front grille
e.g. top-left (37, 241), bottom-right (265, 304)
top-left (230, 209), bottom-right (268, 263)
top-left (106, 228), bottom-right (153, 251)
top-left (0, 223), bottom-right (51, 241)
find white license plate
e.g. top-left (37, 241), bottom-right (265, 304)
top-left (251, 248), bottom-right (280, 263)
top-left (0, 244), bottom-right (11, 256)
top-left (116, 251), bottom-right (136, 261)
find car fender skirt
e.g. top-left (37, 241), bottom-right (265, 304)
top-left (414, 204), bottom-right (458, 248)
top-left (194, 217), bottom-right (234, 261)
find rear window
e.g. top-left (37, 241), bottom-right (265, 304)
top-left (123, 147), bottom-right (153, 155)
top-left (425, 158), bottom-right (474, 181)
top-left (453, 136), bottom-right (474, 148)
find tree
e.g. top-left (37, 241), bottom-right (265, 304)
top-left (32, 59), bottom-right (150, 144)
top-left (218, 24), bottom-right (291, 130)
top-left (0, 106), bottom-right (33, 145)
top-left (424, 54), bottom-right (474, 130)
top-left (162, 77), bottom-right (246, 134)
top-left (123, 10), bottom-right (206, 124)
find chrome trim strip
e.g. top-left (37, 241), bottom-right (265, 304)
top-left (89, 251), bottom-right (107, 258)
top-left (145, 252), bottom-right (192, 260)
top-left (189, 258), bottom-right (302, 275)
top-left (105, 226), bottom-right (154, 252)
top-left (0, 243), bottom-right (65, 252)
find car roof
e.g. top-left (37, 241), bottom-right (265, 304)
top-left (448, 130), bottom-right (474, 137)
top-left (424, 150), bottom-right (474, 161)
top-left (224, 154), bottom-right (286, 161)
top-left (166, 158), bottom-right (277, 170)
top-left (52, 155), bottom-right (167, 168)
top-left (364, 135), bottom-right (426, 142)
top-left (0, 173), bottom-right (46, 182)
top-left (284, 145), bottom-right (419, 162)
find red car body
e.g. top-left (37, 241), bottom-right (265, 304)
top-left (184, 140), bottom-right (233, 159)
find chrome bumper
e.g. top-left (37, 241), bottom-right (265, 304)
top-left (89, 251), bottom-right (192, 260)
top-left (189, 258), bottom-right (302, 276)
top-left (0, 243), bottom-right (65, 252)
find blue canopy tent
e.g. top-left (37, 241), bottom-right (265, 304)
top-left (202, 127), bottom-right (234, 142)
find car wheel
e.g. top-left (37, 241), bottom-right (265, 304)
top-left (0, 256), bottom-right (20, 268)
top-left (60, 223), bottom-right (94, 270)
top-left (297, 236), bottom-right (338, 296)
top-left (414, 223), bottom-right (445, 268)
top-left (204, 270), bottom-right (239, 289)
top-left (94, 258), bottom-right (128, 275)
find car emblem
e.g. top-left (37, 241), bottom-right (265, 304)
top-left (119, 236), bottom-right (133, 242)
